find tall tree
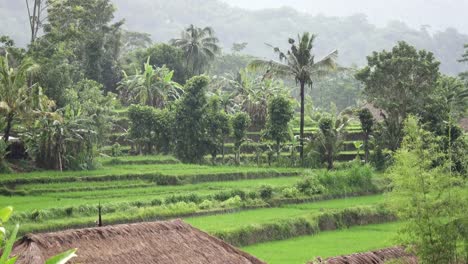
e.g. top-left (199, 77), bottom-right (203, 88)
top-left (460, 44), bottom-right (468, 63)
top-left (26, 0), bottom-right (48, 43)
top-left (170, 25), bottom-right (221, 76)
top-left (206, 96), bottom-right (231, 164)
top-left (263, 96), bottom-right (294, 159)
top-left (122, 43), bottom-right (188, 84)
top-left (249, 33), bottom-right (338, 163)
top-left (231, 112), bottom-right (251, 165)
top-left (120, 30), bottom-right (152, 56)
top-left (356, 41), bottom-right (440, 151)
top-left (173, 76), bottom-right (210, 163)
top-left (461, 44), bottom-right (468, 84)
top-left (358, 108), bottom-right (374, 163)
top-left (0, 53), bottom-right (49, 142)
top-left (36, 0), bottom-right (124, 93)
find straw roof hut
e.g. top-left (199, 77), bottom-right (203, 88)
top-left (310, 247), bottom-right (417, 264)
top-left (10, 219), bottom-right (265, 264)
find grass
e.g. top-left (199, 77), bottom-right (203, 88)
top-left (96, 155), bottom-right (180, 165)
top-left (0, 176), bottom-right (303, 212)
top-left (186, 195), bottom-right (384, 233)
top-left (242, 222), bottom-right (401, 264)
top-left (0, 163), bottom-right (299, 184)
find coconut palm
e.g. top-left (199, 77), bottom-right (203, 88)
top-left (0, 53), bottom-right (49, 142)
top-left (214, 69), bottom-right (288, 128)
top-left (119, 58), bottom-right (183, 108)
top-left (249, 33), bottom-right (338, 163)
top-left (170, 24), bottom-right (221, 76)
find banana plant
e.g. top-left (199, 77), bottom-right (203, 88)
top-left (0, 207), bottom-right (77, 264)
top-left (353, 141), bottom-right (363, 161)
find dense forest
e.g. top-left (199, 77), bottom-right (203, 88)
top-left (1, 0), bottom-right (468, 74)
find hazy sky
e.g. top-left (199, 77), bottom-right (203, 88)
top-left (221, 0), bottom-right (468, 33)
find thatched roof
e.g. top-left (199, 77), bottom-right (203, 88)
top-left (11, 219), bottom-right (265, 264)
top-left (310, 247), bottom-right (417, 264)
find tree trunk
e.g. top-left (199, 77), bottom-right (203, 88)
top-left (3, 113), bottom-right (14, 143)
top-left (221, 138), bottom-right (225, 164)
top-left (364, 134), bottom-right (369, 163)
top-left (276, 139), bottom-right (280, 160)
top-left (327, 152), bottom-right (333, 170)
top-left (299, 80), bottom-right (305, 165)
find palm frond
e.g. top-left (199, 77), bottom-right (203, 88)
top-left (248, 59), bottom-right (291, 76)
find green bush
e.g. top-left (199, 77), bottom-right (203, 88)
top-left (243, 198), bottom-right (267, 207)
top-left (213, 189), bottom-right (246, 201)
top-left (221, 195), bottom-right (243, 208)
top-left (199, 199), bottom-right (216, 210)
top-left (165, 193), bottom-right (202, 204)
top-left (259, 184), bottom-right (274, 199)
top-left (281, 187), bottom-right (301, 198)
top-left (296, 175), bottom-right (326, 195)
top-left (110, 143), bottom-right (123, 157)
top-left (247, 190), bottom-right (259, 200)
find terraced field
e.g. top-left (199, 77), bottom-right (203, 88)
top-left (1, 155), bottom-right (400, 262)
top-left (243, 222), bottom-right (401, 264)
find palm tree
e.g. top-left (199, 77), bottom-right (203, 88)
top-left (249, 33), bottom-right (338, 164)
top-left (0, 53), bottom-right (46, 142)
top-left (215, 68), bottom-right (288, 128)
top-left (170, 24), bottom-right (221, 76)
top-left (119, 58), bottom-right (183, 108)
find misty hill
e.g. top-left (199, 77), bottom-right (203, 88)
top-left (1, 0), bottom-right (467, 74)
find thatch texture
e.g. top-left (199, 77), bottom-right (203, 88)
top-left (11, 219), bottom-right (265, 264)
top-left (311, 246), bottom-right (417, 264)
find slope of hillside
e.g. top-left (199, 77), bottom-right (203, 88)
top-left (1, 0), bottom-right (467, 74)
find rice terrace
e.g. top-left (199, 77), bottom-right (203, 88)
top-left (0, 0), bottom-right (467, 263)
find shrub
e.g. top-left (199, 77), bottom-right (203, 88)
top-left (243, 198), bottom-right (267, 207)
top-left (110, 143), bottom-right (122, 157)
top-left (214, 189), bottom-right (246, 201)
top-left (199, 199), bottom-right (215, 210)
top-left (296, 175), bottom-right (326, 195)
top-left (314, 163), bottom-right (376, 195)
top-left (165, 193), bottom-right (202, 204)
top-left (166, 202), bottom-right (198, 214)
top-left (150, 199), bottom-right (163, 206)
top-left (221, 195), bottom-right (242, 208)
top-left (282, 187), bottom-right (301, 198)
top-left (259, 185), bottom-right (274, 199)
top-left (247, 191), bottom-right (259, 200)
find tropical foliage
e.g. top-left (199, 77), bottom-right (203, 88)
top-left (356, 41), bottom-right (440, 151)
top-left (119, 58), bottom-right (183, 108)
top-left (388, 116), bottom-right (467, 263)
top-left (0, 206), bottom-right (77, 264)
top-left (263, 96), bottom-right (294, 158)
top-left (0, 53), bottom-right (49, 142)
top-left (170, 25), bottom-right (221, 76)
top-left (249, 33), bottom-right (337, 162)
top-left (306, 114), bottom-right (350, 170)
